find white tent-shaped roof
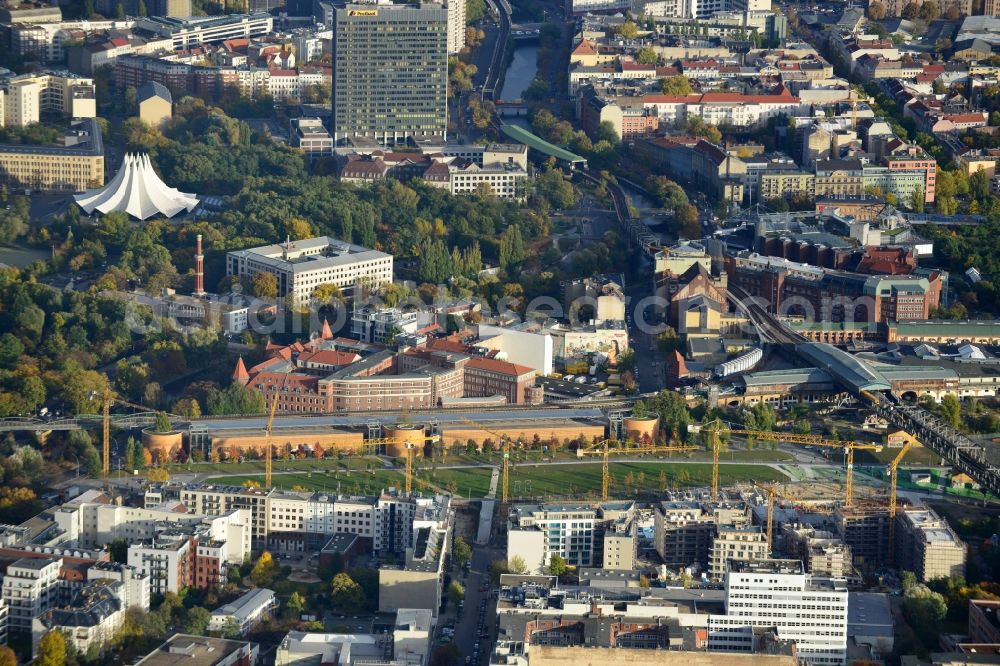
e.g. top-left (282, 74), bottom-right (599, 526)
top-left (74, 153), bottom-right (199, 220)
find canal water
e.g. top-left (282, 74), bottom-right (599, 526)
top-left (499, 44), bottom-right (539, 101)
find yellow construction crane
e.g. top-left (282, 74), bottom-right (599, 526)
top-left (705, 422), bottom-right (882, 506)
top-left (763, 483), bottom-right (777, 554)
top-left (404, 441), bottom-right (416, 495)
top-left (263, 389), bottom-right (280, 488)
top-left (461, 417), bottom-right (510, 509)
top-left (887, 440), bottom-right (916, 562)
top-left (576, 439), bottom-right (697, 501)
top-left (99, 387), bottom-right (157, 478)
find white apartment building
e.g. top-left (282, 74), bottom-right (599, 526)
top-left (52, 500), bottom-right (250, 563)
top-left (86, 562), bottom-right (151, 611)
top-left (351, 306), bottom-right (420, 344)
top-left (32, 581), bottom-right (126, 658)
top-left (510, 504), bottom-right (598, 568)
top-left (127, 530), bottom-right (193, 596)
top-left (446, 0), bottom-right (466, 54)
top-left (708, 559), bottom-right (849, 666)
top-left (208, 588), bottom-right (277, 635)
top-left (376, 494), bottom-right (419, 556)
top-left (1, 557), bottom-right (61, 633)
top-left (709, 526), bottom-right (769, 578)
top-left (226, 236), bottom-right (393, 303)
top-left (10, 19), bottom-right (131, 62)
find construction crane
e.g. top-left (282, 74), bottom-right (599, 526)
top-left (263, 389), bottom-right (280, 488)
top-left (576, 439), bottom-right (697, 501)
top-left (98, 387), bottom-right (157, 478)
top-left (404, 441), bottom-right (416, 495)
top-left (763, 483), bottom-right (777, 555)
top-left (705, 422), bottom-right (882, 506)
top-left (887, 439), bottom-right (917, 562)
top-left (461, 417), bottom-right (510, 510)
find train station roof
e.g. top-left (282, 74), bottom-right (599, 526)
top-left (795, 342), bottom-right (892, 393)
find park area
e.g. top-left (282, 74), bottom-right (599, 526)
top-left (204, 461), bottom-right (790, 500)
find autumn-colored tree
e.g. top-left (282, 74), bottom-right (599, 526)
top-left (252, 271), bottom-right (278, 299)
top-left (36, 630), bottom-right (66, 666)
top-left (147, 467), bottom-right (170, 483)
top-left (243, 480), bottom-right (262, 489)
top-left (0, 645), bottom-right (16, 666)
top-left (251, 552), bottom-right (277, 586)
top-left (313, 443), bottom-right (324, 459)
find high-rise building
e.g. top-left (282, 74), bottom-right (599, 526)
top-left (446, 0), bottom-right (466, 53)
top-left (332, 2), bottom-right (448, 145)
top-left (709, 559), bottom-right (849, 665)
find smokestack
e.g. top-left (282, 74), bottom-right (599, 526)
top-left (195, 234), bottom-right (205, 296)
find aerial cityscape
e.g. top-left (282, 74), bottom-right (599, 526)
top-left (0, 0), bottom-right (998, 663)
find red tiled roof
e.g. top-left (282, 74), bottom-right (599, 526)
top-left (944, 113), bottom-right (987, 124)
top-left (297, 349), bottom-right (360, 366)
top-left (466, 356), bottom-right (534, 377)
top-left (573, 38), bottom-right (597, 56)
top-left (246, 372), bottom-right (318, 392)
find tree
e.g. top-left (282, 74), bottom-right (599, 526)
top-left (676, 204), bottom-right (701, 239)
top-left (635, 47), bottom-right (657, 64)
top-left (115, 2), bottom-right (125, 19)
top-left (489, 559), bottom-right (510, 583)
top-left (446, 580), bottom-right (465, 606)
top-left (137, 0), bottom-right (147, 15)
top-left (919, 0), bottom-right (940, 19)
top-left (154, 411), bottom-right (172, 433)
top-left (36, 630), bottom-right (67, 666)
top-left (868, 0), bottom-right (886, 19)
top-left (903, 583), bottom-right (948, 646)
top-left (499, 224), bottom-right (526, 270)
top-left (909, 187), bottom-right (925, 213)
top-left (902, 1), bottom-right (920, 17)
top-left (313, 282), bottom-right (344, 306)
top-left (147, 467), bottom-right (170, 483)
top-left (901, 570), bottom-right (918, 593)
top-left (617, 20), bottom-right (639, 38)
top-left (251, 272), bottom-right (278, 299)
top-left (548, 554), bottom-right (568, 577)
top-left (218, 617), bottom-right (240, 639)
top-left (0, 646), bottom-right (15, 666)
top-left (285, 217), bottom-right (312, 241)
top-left (940, 394), bottom-right (961, 429)
top-left (184, 606), bottom-right (211, 634)
top-left (660, 75), bottom-right (694, 95)
top-left (286, 591), bottom-right (306, 619)
top-left (251, 551), bottom-right (277, 586)
top-left (331, 572), bottom-right (365, 613)
top-left (452, 536), bottom-right (472, 566)
top-left (508, 555), bottom-right (529, 574)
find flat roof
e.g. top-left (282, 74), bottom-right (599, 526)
top-left (136, 634), bottom-right (249, 666)
top-left (227, 236), bottom-right (390, 274)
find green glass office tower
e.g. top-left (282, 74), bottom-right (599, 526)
top-left (332, 3), bottom-right (448, 145)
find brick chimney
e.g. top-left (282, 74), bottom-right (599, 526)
top-left (194, 234), bottom-right (205, 296)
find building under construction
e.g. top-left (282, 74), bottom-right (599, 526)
top-left (832, 506), bottom-right (891, 572)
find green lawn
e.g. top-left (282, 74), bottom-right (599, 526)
top-left (856, 446), bottom-right (944, 466)
top-left (205, 462), bottom-right (789, 500)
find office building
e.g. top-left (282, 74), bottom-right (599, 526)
top-left (1, 557), bottom-right (61, 633)
top-left (709, 526), bottom-right (769, 578)
top-left (709, 559), bottom-right (849, 665)
top-left (291, 117), bottom-right (334, 156)
top-left (134, 14), bottom-right (275, 49)
top-left (226, 236), bottom-right (393, 302)
top-left (332, 3), bottom-right (448, 144)
top-left (0, 118), bottom-right (103, 192)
